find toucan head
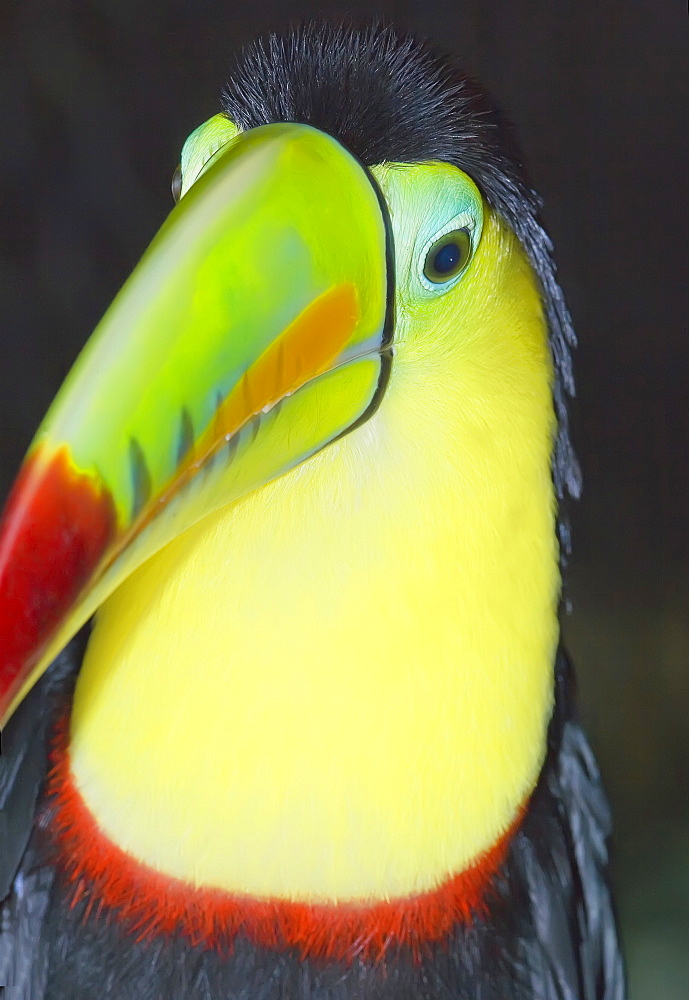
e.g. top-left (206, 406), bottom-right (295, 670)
top-left (0, 25), bottom-right (579, 728)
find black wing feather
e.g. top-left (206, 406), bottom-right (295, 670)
top-left (512, 650), bottom-right (626, 1000)
top-left (0, 635), bottom-right (85, 997)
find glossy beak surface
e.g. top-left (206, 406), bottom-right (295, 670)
top-left (0, 123), bottom-right (392, 725)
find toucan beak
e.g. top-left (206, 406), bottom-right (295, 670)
top-left (0, 122), bottom-right (392, 725)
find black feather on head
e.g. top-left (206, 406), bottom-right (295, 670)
top-left (222, 23), bottom-right (581, 544)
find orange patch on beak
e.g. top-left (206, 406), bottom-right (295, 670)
top-left (206, 282), bottom-right (359, 456)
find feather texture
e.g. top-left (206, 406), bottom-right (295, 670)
top-left (1, 648), bottom-right (624, 999)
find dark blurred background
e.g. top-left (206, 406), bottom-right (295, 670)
top-left (0, 1), bottom-right (687, 995)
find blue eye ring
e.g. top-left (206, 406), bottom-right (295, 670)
top-left (423, 227), bottom-right (472, 284)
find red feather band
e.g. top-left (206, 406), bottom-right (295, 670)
top-left (46, 716), bottom-right (520, 963)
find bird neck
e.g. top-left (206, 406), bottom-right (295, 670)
top-left (67, 214), bottom-right (559, 906)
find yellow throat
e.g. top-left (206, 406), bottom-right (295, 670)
top-left (68, 195), bottom-right (560, 905)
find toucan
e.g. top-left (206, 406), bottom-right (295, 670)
top-left (0, 24), bottom-right (625, 1000)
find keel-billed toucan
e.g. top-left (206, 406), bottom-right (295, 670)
top-left (0, 24), bottom-right (625, 1000)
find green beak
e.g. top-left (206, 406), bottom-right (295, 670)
top-left (0, 122), bottom-right (392, 725)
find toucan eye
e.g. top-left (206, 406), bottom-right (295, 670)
top-left (171, 164), bottom-right (183, 203)
top-left (422, 228), bottom-right (472, 284)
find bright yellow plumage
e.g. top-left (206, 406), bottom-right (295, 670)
top-left (69, 166), bottom-right (559, 904)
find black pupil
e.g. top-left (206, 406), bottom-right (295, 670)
top-left (433, 242), bottom-right (461, 275)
